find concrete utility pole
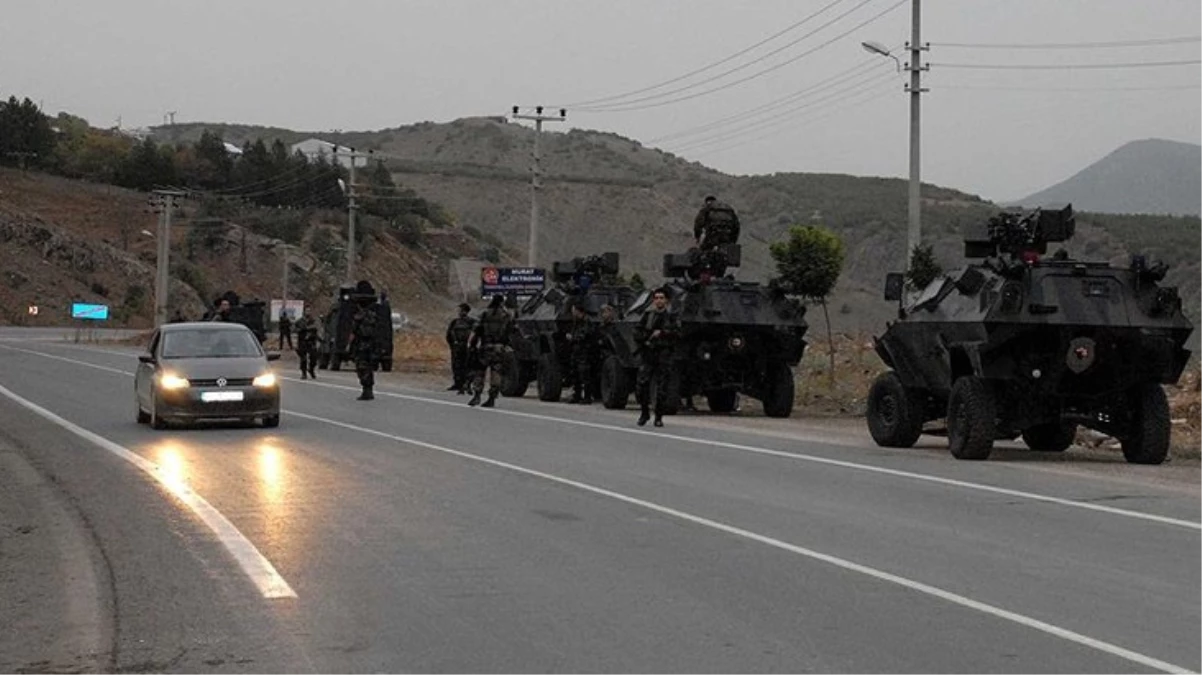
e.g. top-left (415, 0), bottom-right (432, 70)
top-left (150, 189), bottom-right (186, 328)
top-left (511, 106), bottom-right (567, 268)
top-left (906, 0), bottom-right (929, 269)
top-left (334, 147), bottom-right (367, 281)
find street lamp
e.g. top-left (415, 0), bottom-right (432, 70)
top-left (861, 41), bottom-right (901, 71)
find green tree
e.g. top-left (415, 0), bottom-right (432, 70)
top-left (905, 244), bottom-right (942, 291)
top-left (116, 137), bottom-right (177, 190)
top-left (770, 225), bottom-right (845, 383)
top-left (0, 96), bottom-right (55, 168)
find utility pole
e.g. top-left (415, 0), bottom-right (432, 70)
top-left (334, 147), bottom-right (367, 281)
top-left (906, 0), bottom-right (929, 269)
top-left (150, 189), bottom-right (186, 328)
top-left (511, 106), bottom-right (566, 268)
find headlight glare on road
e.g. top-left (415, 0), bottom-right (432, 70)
top-left (253, 372), bottom-right (277, 388)
top-left (158, 373), bottom-right (189, 390)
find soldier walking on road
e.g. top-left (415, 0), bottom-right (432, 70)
top-left (348, 282), bottom-right (381, 401)
top-left (445, 303), bottom-right (476, 394)
top-left (566, 302), bottom-right (596, 404)
top-left (294, 310), bottom-right (319, 380)
top-left (468, 295), bottom-right (513, 408)
top-left (635, 287), bottom-right (679, 427)
top-left (278, 312), bottom-right (293, 350)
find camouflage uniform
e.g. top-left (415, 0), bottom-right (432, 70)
top-left (693, 200), bottom-right (741, 250)
top-left (468, 303), bottom-right (513, 408)
top-left (566, 309), bottom-right (596, 404)
top-left (445, 310), bottom-right (477, 393)
top-left (294, 315), bottom-right (319, 380)
top-left (349, 303), bottom-right (380, 400)
top-left (635, 307), bottom-right (679, 425)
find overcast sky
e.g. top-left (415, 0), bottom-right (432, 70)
top-left (4, 0), bottom-right (1199, 201)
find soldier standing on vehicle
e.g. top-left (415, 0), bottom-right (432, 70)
top-left (467, 295), bottom-right (513, 408)
top-left (278, 311), bottom-right (293, 350)
top-left (445, 303), bottom-right (476, 394)
top-left (566, 302), bottom-right (596, 405)
top-left (208, 298), bottom-right (232, 322)
top-left (348, 288), bottom-right (381, 401)
top-left (693, 195), bottom-right (741, 251)
top-left (635, 287), bottom-right (679, 427)
top-left (294, 310), bottom-right (319, 380)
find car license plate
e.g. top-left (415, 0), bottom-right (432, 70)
top-left (201, 391), bottom-right (244, 402)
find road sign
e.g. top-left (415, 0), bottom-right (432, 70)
top-left (71, 303), bottom-right (110, 320)
top-left (481, 267), bottom-right (545, 298)
top-left (269, 299), bottom-right (305, 322)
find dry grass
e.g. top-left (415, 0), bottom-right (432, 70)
top-left (390, 330), bottom-right (451, 374)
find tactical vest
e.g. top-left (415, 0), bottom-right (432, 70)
top-left (703, 203), bottom-right (739, 244)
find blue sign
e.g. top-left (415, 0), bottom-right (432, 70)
top-left (481, 267), bottom-right (545, 298)
top-left (71, 303), bottom-right (110, 320)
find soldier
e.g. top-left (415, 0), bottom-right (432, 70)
top-left (348, 283), bottom-right (381, 401)
top-left (467, 294), bottom-right (513, 408)
top-left (635, 287), bottom-right (679, 427)
top-left (445, 303), bottom-right (476, 394)
top-left (566, 302), bottom-right (596, 404)
top-left (208, 298), bottom-right (232, 322)
top-left (278, 311), bottom-right (293, 350)
top-left (294, 310), bottom-right (319, 380)
top-left (693, 195), bottom-right (741, 251)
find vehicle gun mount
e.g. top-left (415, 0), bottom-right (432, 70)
top-left (964, 204), bottom-right (1075, 259)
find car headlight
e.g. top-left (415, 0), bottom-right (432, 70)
top-left (158, 373), bottom-right (190, 390)
top-left (253, 372), bottom-right (278, 388)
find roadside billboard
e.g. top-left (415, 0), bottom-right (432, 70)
top-left (71, 303), bottom-right (110, 320)
top-left (269, 299), bottom-right (305, 322)
top-left (480, 267), bottom-right (545, 299)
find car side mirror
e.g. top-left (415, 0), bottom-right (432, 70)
top-left (138, 354), bottom-right (155, 364)
top-left (883, 273), bottom-right (905, 302)
top-left (266, 352), bottom-right (281, 362)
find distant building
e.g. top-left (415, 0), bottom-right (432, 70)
top-left (223, 142), bottom-right (243, 155)
top-left (289, 138), bottom-right (359, 169)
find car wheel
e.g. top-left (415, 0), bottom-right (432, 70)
top-left (866, 371), bottom-right (925, 448)
top-left (262, 414), bottom-right (280, 428)
top-left (947, 376), bottom-right (995, 460)
top-left (1121, 383), bottom-right (1170, 465)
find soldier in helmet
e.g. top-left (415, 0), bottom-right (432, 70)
top-left (467, 294), bottom-right (513, 408)
top-left (634, 287), bottom-right (680, 427)
top-left (693, 195), bottom-right (741, 251)
top-left (445, 303), bottom-right (476, 394)
top-left (565, 301), bottom-right (597, 404)
top-left (294, 309), bottom-right (319, 380)
top-left (347, 281), bottom-right (381, 401)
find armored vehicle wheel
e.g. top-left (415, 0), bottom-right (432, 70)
top-left (536, 353), bottom-right (563, 402)
top-left (706, 390), bottom-right (738, 413)
top-left (761, 361), bottom-right (795, 418)
top-left (1022, 421), bottom-right (1076, 452)
top-left (1121, 383), bottom-right (1170, 465)
top-left (600, 355), bottom-right (629, 410)
top-left (866, 372), bottom-right (924, 448)
top-left (500, 349), bottom-right (528, 398)
top-left (947, 376), bottom-right (996, 460)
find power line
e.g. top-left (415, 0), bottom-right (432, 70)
top-left (558, 0), bottom-right (850, 108)
top-left (931, 35), bottom-right (1199, 50)
top-left (936, 83), bottom-right (1201, 91)
top-left (575, 0), bottom-right (881, 112)
top-left (933, 59), bottom-right (1201, 70)
top-left (579, 0), bottom-right (908, 113)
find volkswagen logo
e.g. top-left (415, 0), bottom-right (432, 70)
top-left (216, 377), bottom-right (228, 387)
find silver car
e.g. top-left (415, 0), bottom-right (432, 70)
top-left (135, 322), bottom-right (282, 429)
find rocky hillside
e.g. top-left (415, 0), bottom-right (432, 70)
top-left (1016, 139), bottom-right (1201, 217)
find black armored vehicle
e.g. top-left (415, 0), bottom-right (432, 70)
top-left (206, 290), bottom-right (268, 343)
top-left (507, 252), bottom-right (639, 401)
top-left (867, 205), bottom-right (1193, 464)
top-left (602, 245), bottom-right (808, 417)
top-left (316, 281), bottom-right (394, 372)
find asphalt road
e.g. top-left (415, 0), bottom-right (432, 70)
top-left (0, 327), bottom-right (1197, 673)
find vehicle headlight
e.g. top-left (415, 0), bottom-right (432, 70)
top-left (253, 372), bottom-right (278, 388)
top-left (158, 373), bottom-right (190, 390)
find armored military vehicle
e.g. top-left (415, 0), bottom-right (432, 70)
top-left (601, 245), bottom-right (808, 417)
top-left (867, 204), bottom-right (1193, 464)
top-left (206, 290), bottom-right (268, 343)
top-left (316, 281), bottom-right (394, 372)
top-left (507, 252), bottom-right (639, 401)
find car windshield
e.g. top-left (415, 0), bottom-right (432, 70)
top-left (161, 328), bottom-right (262, 359)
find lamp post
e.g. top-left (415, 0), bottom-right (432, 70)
top-left (862, 0), bottom-right (927, 270)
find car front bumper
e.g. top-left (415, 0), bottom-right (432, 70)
top-left (156, 385), bottom-right (279, 420)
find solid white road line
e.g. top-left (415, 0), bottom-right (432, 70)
top-left (0, 361), bottom-right (296, 600)
top-left (286, 408), bottom-right (1192, 674)
top-left (289, 375), bottom-right (1202, 533)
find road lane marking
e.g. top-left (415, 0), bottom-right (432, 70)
top-left (0, 359), bottom-right (296, 600)
top-left (286, 408), bottom-right (1192, 674)
top-left (289, 374), bottom-right (1202, 533)
top-left (5, 343), bottom-right (1199, 532)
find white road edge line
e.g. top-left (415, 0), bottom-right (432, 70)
top-left (290, 374), bottom-right (1202, 533)
top-left (285, 409), bottom-right (1191, 675)
top-left (8, 343), bottom-right (1201, 532)
top-left (0, 355), bottom-right (296, 600)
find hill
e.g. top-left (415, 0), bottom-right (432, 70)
top-left (1015, 139), bottom-right (1201, 216)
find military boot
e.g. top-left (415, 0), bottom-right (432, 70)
top-left (309, 368), bottom-right (317, 380)
top-left (481, 388), bottom-right (499, 408)
top-left (468, 390), bottom-right (482, 406)
top-left (637, 405), bottom-right (651, 427)
top-left (301, 372), bottom-right (308, 380)
top-left (653, 414), bottom-right (664, 427)
top-left (357, 386), bottom-right (374, 401)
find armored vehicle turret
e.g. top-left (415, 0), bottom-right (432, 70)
top-left (316, 281), bottom-right (394, 372)
top-left (507, 252), bottom-right (639, 400)
top-left (602, 245), bottom-right (808, 417)
top-left (867, 204), bottom-right (1193, 464)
